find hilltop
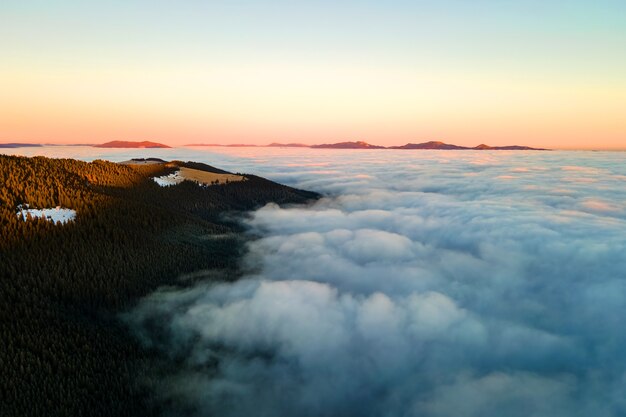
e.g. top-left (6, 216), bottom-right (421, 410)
top-left (0, 142), bottom-right (43, 148)
top-left (311, 141), bottom-right (386, 149)
top-left (186, 143), bottom-right (258, 147)
top-left (94, 140), bottom-right (171, 148)
top-left (472, 143), bottom-right (548, 150)
top-left (389, 141), bottom-right (547, 150)
top-left (0, 154), bottom-right (317, 417)
top-left (389, 141), bottom-right (468, 150)
top-left (267, 142), bottom-right (309, 147)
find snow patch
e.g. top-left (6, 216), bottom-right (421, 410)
top-left (152, 168), bottom-right (243, 187)
top-left (17, 204), bottom-right (76, 224)
top-left (153, 170), bottom-right (184, 186)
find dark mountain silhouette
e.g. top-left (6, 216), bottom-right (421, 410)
top-left (473, 144), bottom-right (547, 150)
top-left (0, 142), bottom-right (43, 148)
top-left (389, 141), bottom-right (469, 150)
top-left (311, 141), bottom-right (385, 149)
top-left (186, 143), bottom-right (259, 147)
top-left (181, 141), bottom-right (546, 150)
top-left (94, 140), bottom-right (171, 148)
top-left (387, 141), bottom-right (547, 150)
top-left (268, 142), bottom-right (310, 147)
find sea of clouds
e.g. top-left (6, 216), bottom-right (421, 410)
top-left (6, 146), bottom-right (626, 416)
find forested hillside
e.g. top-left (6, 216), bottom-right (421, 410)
top-left (0, 155), bottom-right (317, 417)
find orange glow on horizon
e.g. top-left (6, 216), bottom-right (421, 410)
top-left (2, 65), bottom-right (625, 150)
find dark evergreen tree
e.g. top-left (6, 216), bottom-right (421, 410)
top-left (0, 154), bottom-right (317, 417)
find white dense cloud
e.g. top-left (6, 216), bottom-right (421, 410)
top-left (12, 146), bottom-right (624, 416)
top-left (125, 149), bottom-right (626, 416)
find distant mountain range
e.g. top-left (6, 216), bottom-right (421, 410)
top-left (185, 140), bottom-right (546, 150)
top-left (94, 141), bottom-right (171, 148)
top-left (228, 140), bottom-right (546, 150)
top-left (0, 143), bottom-right (43, 148)
top-left (0, 140), bottom-right (546, 150)
top-left (311, 141), bottom-right (386, 149)
top-left (267, 142), bottom-right (310, 147)
top-left (389, 141), bottom-right (468, 150)
top-left (388, 141), bottom-right (547, 150)
top-left (187, 143), bottom-right (260, 147)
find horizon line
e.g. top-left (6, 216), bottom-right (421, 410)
top-left (2, 139), bottom-right (626, 151)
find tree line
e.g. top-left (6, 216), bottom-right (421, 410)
top-left (0, 154), bottom-right (317, 417)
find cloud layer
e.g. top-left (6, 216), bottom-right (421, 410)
top-left (124, 149), bottom-right (626, 416)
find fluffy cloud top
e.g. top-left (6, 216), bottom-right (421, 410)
top-left (126, 149), bottom-right (626, 417)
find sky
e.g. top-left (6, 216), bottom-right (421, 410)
top-left (1, 0), bottom-right (625, 149)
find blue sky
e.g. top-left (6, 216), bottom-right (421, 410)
top-left (1, 1), bottom-right (625, 148)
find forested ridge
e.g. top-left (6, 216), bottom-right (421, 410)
top-left (0, 154), bottom-right (318, 417)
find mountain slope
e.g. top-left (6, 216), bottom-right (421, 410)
top-left (389, 141), bottom-right (469, 150)
top-left (311, 141), bottom-right (385, 149)
top-left (94, 140), bottom-right (171, 148)
top-left (0, 155), bottom-right (317, 417)
top-left (473, 144), bottom-right (547, 150)
top-left (0, 142), bottom-right (43, 148)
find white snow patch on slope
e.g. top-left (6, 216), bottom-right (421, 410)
top-left (153, 170), bottom-right (184, 187)
top-left (17, 204), bottom-right (76, 224)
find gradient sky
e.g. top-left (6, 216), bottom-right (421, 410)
top-left (1, 1), bottom-right (625, 149)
